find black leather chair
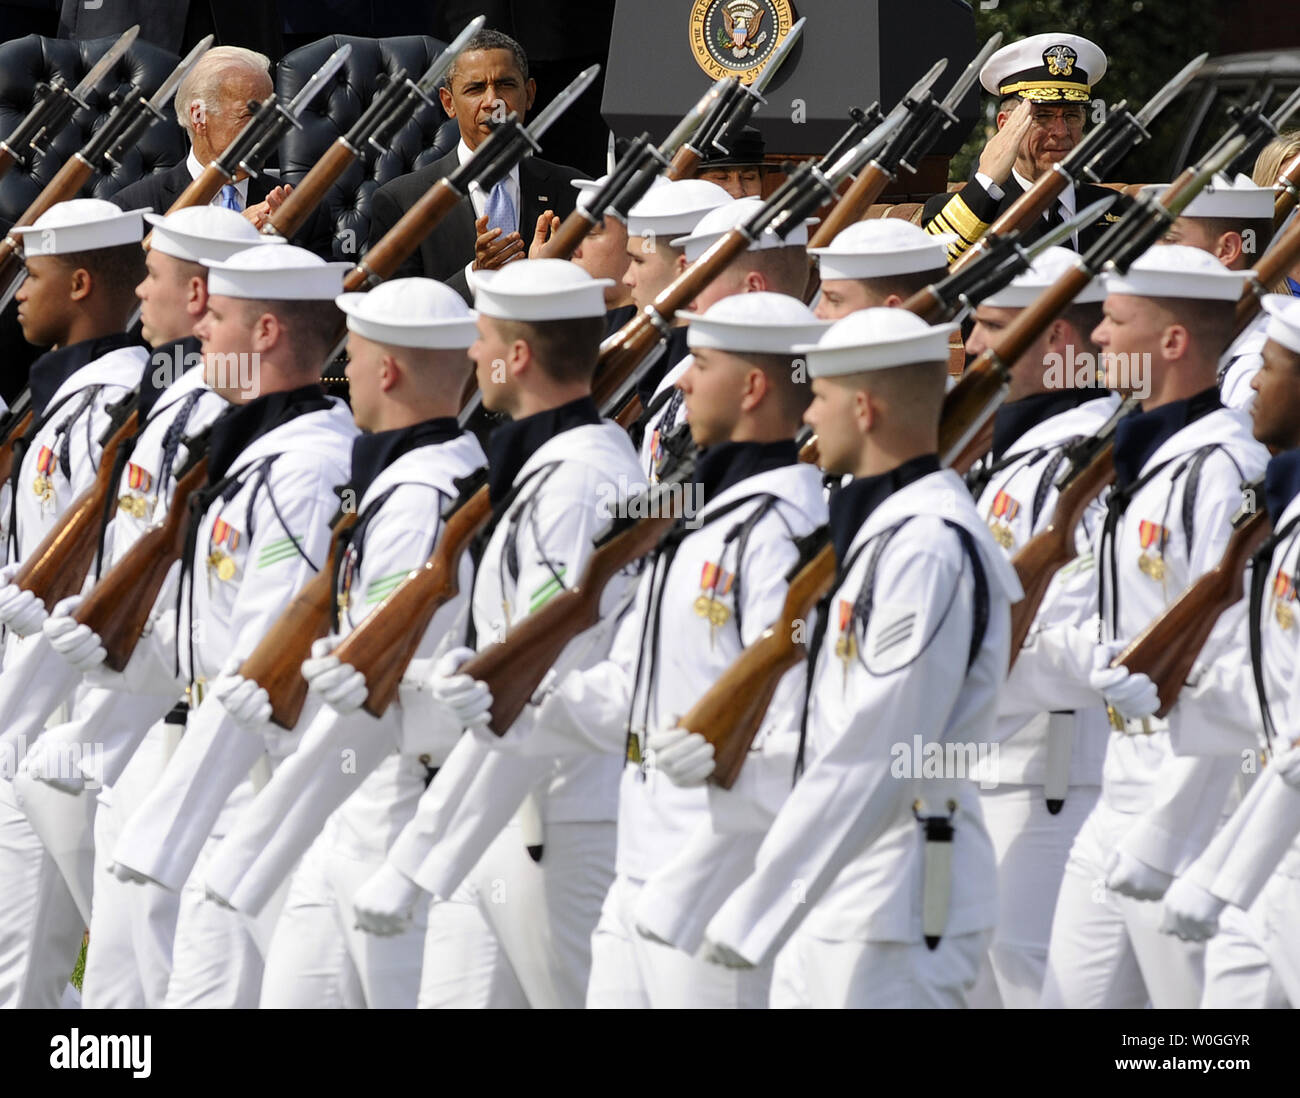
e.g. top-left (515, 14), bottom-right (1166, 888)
top-left (0, 32), bottom-right (186, 231)
top-left (275, 34), bottom-right (460, 262)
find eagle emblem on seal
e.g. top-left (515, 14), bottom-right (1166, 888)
top-left (720, 2), bottom-right (766, 59)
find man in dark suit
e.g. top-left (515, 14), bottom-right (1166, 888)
top-left (366, 28), bottom-right (585, 302)
top-left (923, 33), bottom-right (1125, 262)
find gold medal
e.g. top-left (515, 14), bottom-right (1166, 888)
top-left (990, 523), bottom-right (1014, 549)
top-left (1277, 602), bottom-right (1294, 631)
top-left (1138, 552), bottom-right (1165, 581)
top-left (207, 549), bottom-right (236, 582)
top-left (32, 473), bottom-right (52, 503)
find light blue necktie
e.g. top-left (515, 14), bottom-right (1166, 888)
top-left (484, 178), bottom-right (516, 237)
top-left (218, 184), bottom-right (242, 212)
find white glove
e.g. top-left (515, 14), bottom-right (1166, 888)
top-left (43, 595), bottom-right (106, 671)
top-left (1160, 876), bottom-right (1228, 941)
top-left (1106, 848), bottom-right (1174, 901)
top-left (1273, 743), bottom-right (1300, 790)
top-left (301, 636), bottom-right (369, 714)
top-left (1089, 642), bottom-right (1159, 721)
top-left (429, 646), bottom-right (492, 734)
top-left (0, 561), bottom-right (48, 636)
top-left (647, 725), bottom-right (715, 786)
top-left (702, 938), bottom-right (754, 969)
top-left (352, 862), bottom-right (423, 937)
top-left (211, 657), bottom-right (271, 726)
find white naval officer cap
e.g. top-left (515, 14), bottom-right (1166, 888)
top-left (1169, 173), bottom-right (1275, 221)
top-left (795, 308), bottom-right (957, 377)
top-left (810, 220), bottom-right (954, 281)
top-left (205, 244), bottom-right (352, 300)
top-left (1102, 244), bottom-right (1247, 302)
top-left (336, 278), bottom-right (478, 349)
top-left (624, 179), bottom-right (731, 239)
top-left (11, 197), bottom-right (147, 255)
top-left (1262, 295), bottom-right (1300, 355)
top-left (670, 196), bottom-right (815, 264)
top-left (983, 245), bottom-right (1106, 308)
top-left (980, 32), bottom-right (1107, 102)
top-left (470, 258), bottom-right (612, 321)
top-left (678, 292), bottom-right (828, 354)
top-left (144, 206), bottom-right (285, 266)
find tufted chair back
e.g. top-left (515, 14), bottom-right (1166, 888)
top-left (0, 33), bottom-right (187, 230)
top-left (276, 35), bottom-right (461, 261)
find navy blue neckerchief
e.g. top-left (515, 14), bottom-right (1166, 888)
top-left (603, 303), bottom-right (638, 342)
top-left (350, 417), bottom-right (461, 502)
top-left (1113, 386), bottom-right (1221, 491)
top-left (206, 383), bottom-right (333, 486)
top-left (139, 335), bottom-right (201, 420)
top-left (991, 387), bottom-right (1098, 462)
top-left (828, 453), bottom-right (941, 573)
top-left (1265, 448), bottom-right (1300, 522)
top-left (694, 439), bottom-right (798, 504)
top-left (28, 331), bottom-right (143, 419)
top-left (485, 394), bottom-right (601, 512)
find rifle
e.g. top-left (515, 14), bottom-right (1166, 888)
top-left (461, 463), bottom-right (698, 737)
top-left (0, 36), bottom-right (213, 311)
top-left (71, 427), bottom-right (212, 671)
top-left (234, 509), bottom-right (358, 729)
top-left (0, 26), bottom-right (140, 183)
top-left (331, 468), bottom-right (491, 717)
top-left (1237, 191), bottom-right (1300, 334)
top-left (949, 53), bottom-right (1206, 271)
top-left (808, 32), bottom-right (1003, 250)
top-left (591, 64), bottom-right (947, 419)
top-left (342, 64), bottom-right (601, 294)
top-left (0, 390), bottom-right (34, 486)
top-left (264, 18), bottom-right (485, 242)
top-left (150, 43), bottom-right (352, 241)
top-left (1007, 397), bottom-right (1137, 666)
top-left (1113, 482), bottom-right (1270, 717)
top-left (12, 395), bottom-right (140, 609)
top-left (938, 134), bottom-right (1248, 467)
top-left (1274, 148), bottom-right (1300, 228)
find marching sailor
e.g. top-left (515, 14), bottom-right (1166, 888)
top-left (45, 244), bottom-right (357, 1007)
top-left (702, 309), bottom-right (1023, 1007)
top-left (201, 278), bottom-right (487, 1008)
top-left (809, 219), bottom-right (952, 321)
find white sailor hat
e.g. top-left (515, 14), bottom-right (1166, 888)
top-left (336, 278), bottom-right (478, 349)
top-left (810, 220), bottom-right (954, 280)
top-left (1174, 173), bottom-right (1275, 221)
top-left (144, 206), bottom-right (284, 265)
top-left (571, 173), bottom-right (669, 218)
top-left (980, 33), bottom-right (1106, 103)
top-left (206, 244), bottom-right (351, 301)
top-left (470, 258), bottom-right (611, 321)
top-left (983, 245), bottom-right (1105, 308)
top-left (1262, 295), bottom-right (1300, 355)
top-left (678, 292), bottom-right (828, 354)
top-left (671, 196), bottom-right (814, 263)
top-left (12, 198), bottom-right (147, 255)
top-left (795, 308), bottom-right (957, 377)
top-left (625, 179), bottom-right (731, 240)
top-left (1102, 244), bottom-right (1247, 302)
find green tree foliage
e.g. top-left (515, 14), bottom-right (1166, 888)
top-left (949, 0), bottom-right (1221, 184)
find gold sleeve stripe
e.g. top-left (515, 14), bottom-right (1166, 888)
top-left (934, 194), bottom-right (989, 244)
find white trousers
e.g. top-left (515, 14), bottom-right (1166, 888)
top-left (586, 873), bottom-right (771, 1008)
top-left (771, 928), bottom-right (991, 1008)
top-left (418, 819), bottom-right (615, 1009)
top-left (970, 783), bottom-right (1100, 1008)
top-left (1201, 901), bottom-right (1290, 1008)
top-left (260, 819), bottom-right (429, 1009)
top-left (1041, 797), bottom-right (1204, 1008)
top-left (0, 778), bottom-right (84, 1007)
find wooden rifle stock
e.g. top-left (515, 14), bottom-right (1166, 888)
top-left (1115, 508), bottom-right (1272, 717)
top-left (0, 408), bottom-right (34, 485)
top-left (543, 208), bottom-right (598, 260)
top-left (14, 408), bottom-right (139, 609)
top-left (666, 144), bottom-right (700, 182)
top-left (333, 483), bottom-right (491, 717)
top-left (237, 510), bottom-right (358, 729)
top-left (73, 451), bottom-right (208, 671)
top-left (467, 511), bottom-right (680, 736)
top-left (267, 140), bottom-right (355, 240)
top-left (344, 180), bottom-right (462, 292)
top-left (1236, 208), bottom-right (1300, 334)
top-left (1007, 443), bottom-right (1116, 665)
top-left (686, 541), bottom-right (835, 789)
top-left (806, 162), bottom-right (893, 249)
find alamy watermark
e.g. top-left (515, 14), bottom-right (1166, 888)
top-left (1043, 345), bottom-right (1151, 400)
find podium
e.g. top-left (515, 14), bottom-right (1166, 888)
top-left (600, 0), bottom-right (980, 198)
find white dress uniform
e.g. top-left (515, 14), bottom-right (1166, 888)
top-left (1015, 249), bottom-right (1270, 1008)
top-left (703, 310), bottom-right (1024, 1008)
top-left (0, 199), bottom-right (149, 1008)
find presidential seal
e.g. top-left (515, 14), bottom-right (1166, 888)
top-left (688, 0), bottom-right (796, 84)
